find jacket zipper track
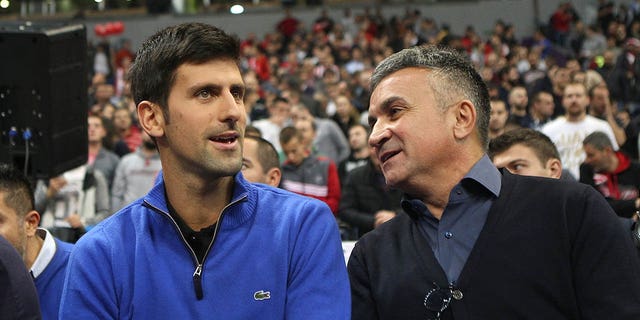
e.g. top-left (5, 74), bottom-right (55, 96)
top-left (144, 195), bottom-right (246, 300)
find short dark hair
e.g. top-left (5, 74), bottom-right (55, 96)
top-left (583, 131), bottom-right (613, 150)
top-left (533, 90), bottom-right (553, 103)
top-left (488, 128), bottom-right (560, 165)
top-left (129, 23), bottom-right (240, 122)
top-left (245, 136), bottom-right (280, 173)
top-left (279, 126), bottom-right (303, 146)
top-left (0, 163), bottom-right (34, 219)
top-left (370, 45), bottom-right (491, 149)
top-left (588, 84), bottom-right (609, 98)
top-left (272, 96), bottom-right (290, 106)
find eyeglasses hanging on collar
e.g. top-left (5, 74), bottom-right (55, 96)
top-left (423, 282), bottom-right (463, 320)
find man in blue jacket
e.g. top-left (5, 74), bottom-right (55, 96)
top-left (0, 163), bottom-right (73, 320)
top-left (59, 22), bottom-right (350, 319)
top-left (348, 45), bottom-right (640, 319)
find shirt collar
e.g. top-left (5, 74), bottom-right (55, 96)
top-left (30, 228), bottom-right (56, 279)
top-left (401, 154), bottom-right (501, 218)
top-left (462, 154), bottom-right (501, 198)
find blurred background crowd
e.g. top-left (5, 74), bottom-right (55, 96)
top-left (4, 0), bottom-right (640, 241)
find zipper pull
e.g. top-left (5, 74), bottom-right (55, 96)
top-left (193, 264), bottom-right (203, 300)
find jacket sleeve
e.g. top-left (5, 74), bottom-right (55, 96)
top-left (286, 200), bottom-right (351, 319)
top-left (571, 186), bottom-right (640, 319)
top-left (110, 160), bottom-right (127, 212)
top-left (59, 228), bottom-right (118, 319)
top-left (348, 240), bottom-right (379, 320)
top-left (326, 161), bottom-right (341, 214)
top-left (338, 173), bottom-right (375, 232)
top-left (85, 170), bottom-right (111, 226)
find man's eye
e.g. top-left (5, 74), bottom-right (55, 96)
top-left (231, 89), bottom-right (244, 101)
top-left (197, 90), bottom-right (212, 99)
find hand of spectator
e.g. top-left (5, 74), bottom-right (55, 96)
top-left (66, 213), bottom-right (84, 228)
top-left (616, 111), bottom-right (630, 128)
top-left (605, 103), bottom-right (614, 119)
top-left (374, 210), bottom-right (396, 228)
top-left (46, 176), bottom-right (67, 199)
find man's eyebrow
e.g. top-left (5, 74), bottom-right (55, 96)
top-left (187, 83), bottom-right (221, 95)
top-left (230, 83), bottom-right (245, 92)
top-left (369, 96), bottom-right (405, 126)
top-left (507, 158), bottom-right (528, 165)
top-left (378, 96), bottom-right (405, 114)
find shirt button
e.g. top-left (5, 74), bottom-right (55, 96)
top-left (444, 232), bottom-right (453, 239)
top-left (452, 289), bottom-right (463, 300)
top-left (456, 190), bottom-right (462, 195)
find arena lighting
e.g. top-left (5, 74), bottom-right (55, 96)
top-left (0, 0), bottom-right (9, 9)
top-left (230, 4), bottom-right (244, 14)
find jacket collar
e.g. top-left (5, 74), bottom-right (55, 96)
top-left (144, 171), bottom-right (252, 229)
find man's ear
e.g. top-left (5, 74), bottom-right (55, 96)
top-left (266, 168), bottom-right (282, 188)
top-left (453, 100), bottom-right (477, 140)
top-left (546, 158), bottom-right (563, 179)
top-left (23, 211), bottom-right (40, 237)
top-left (138, 101), bottom-right (165, 139)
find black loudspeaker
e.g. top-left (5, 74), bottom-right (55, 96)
top-left (0, 22), bottom-right (87, 179)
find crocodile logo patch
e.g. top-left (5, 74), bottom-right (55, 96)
top-left (254, 290), bottom-right (271, 301)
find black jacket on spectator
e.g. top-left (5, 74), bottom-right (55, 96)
top-left (579, 151), bottom-right (640, 218)
top-left (338, 160), bottom-right (402, 239)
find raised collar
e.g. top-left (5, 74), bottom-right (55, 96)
top-left (143, 171), bottom-right (252, 229)
top-left (30, 228), bottom-right (56, 279)
top-left (401, 154), bottom-right (501, 219)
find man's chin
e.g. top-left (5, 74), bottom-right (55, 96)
top-left (381, 170), bottom-right (401, 188)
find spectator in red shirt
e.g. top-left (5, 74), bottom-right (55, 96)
top-left (113, 108), bottom-right (142, 156)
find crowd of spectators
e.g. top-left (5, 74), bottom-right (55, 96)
top-left (79, 2), bottom-right (640, 240)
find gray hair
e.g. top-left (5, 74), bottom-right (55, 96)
top-left (370, 45), bottom-right (491, 149)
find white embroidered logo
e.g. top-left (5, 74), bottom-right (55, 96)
top-left (254, 290), bottom-right (271, 301)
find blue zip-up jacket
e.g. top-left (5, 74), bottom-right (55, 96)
top-left (59, 173), bottom-right (350, 319)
